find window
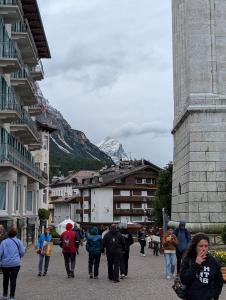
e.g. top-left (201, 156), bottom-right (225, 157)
top-left (113, 216), bottom-right (120, 222)
top-left (146, 178), bottom-right (152, 184)
top-left (43, 136), bottom-right (49, 150)
top-left (141, 191), bottom-right (147, 196)
top-left (115, 178), bottom-right (124, 184)
top-left (113, 189), bottom-right (120, 195)
top-left (16, 184), bottom-right (21, 211)
top-left (120, 203), bottom-right (130, 209)
top-left (136, 178), bottom-right (142, 184)
top-left (43, 189), bottom-right (47, 204)
top-left (116, 203), bottom-right (121, 209)
top-left (44, 163), bottom-right (48, 174)
top-left (133, 203), bottom-right (142, 209)
top-left (132, 190), bottom-right (141, 196)
top-left (132, 216), bottom-right (143, 222)
top-left (0, 182), bottom-right (7, 210)
top-left (120, 190), bottom-right (130, 196)
top-left (27, 191), bottom-right (33, 211)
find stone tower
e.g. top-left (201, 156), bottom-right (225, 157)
top-left (171, 0), bottom-right (226, 232)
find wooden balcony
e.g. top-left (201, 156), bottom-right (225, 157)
top-left (0, 0), bottom-right (24, 24)
top-left (114, 209), bottom-right (145, 216)
top-left (113, 196), bottom-right (153, 203)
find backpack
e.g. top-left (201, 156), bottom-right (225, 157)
top-left (62, 233), bottom-right (74, 251)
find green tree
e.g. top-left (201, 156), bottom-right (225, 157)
top-left (153, 162), bottom-right (173, 225)
top-left (38, 208), bottom-right (50, 220)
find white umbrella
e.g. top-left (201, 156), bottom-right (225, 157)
top-left (57, 218), bottom-right (75, 235)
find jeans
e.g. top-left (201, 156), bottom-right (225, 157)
top-left (120, 251), bottom-right (129, 275)
top-left (88, 253), bottom-right (101, 277)
top-left (38, 254), bottom-right (50, 274)
top-left (164, 253), bottom-right (176, 278)
top-left (2, 266), bottom-right (20, 298)
top-left (176, 250), bottom-right (186, 273)
top-left (63, 253), bottom-right (76, 275)
top-left (139, 240), bottom-right (146, 254)
top-left (107, 254), bottom-right (121, 281)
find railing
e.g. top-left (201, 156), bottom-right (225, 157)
top-left (0, 0), bottom-right (17, 4)
top-left (11, 67), bottom-right (38, 97)
top-left (13, 108), bottom-right (41, 141)
top-left (0, 128), bottom-right (45, 182)
top-left (29, 60), bottom-right (44, 77)
top-left (12, 19), bottom-right (39, 58)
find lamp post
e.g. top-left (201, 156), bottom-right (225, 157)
top-left (143, 198), bottom-right (147, 230)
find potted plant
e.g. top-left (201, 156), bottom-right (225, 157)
top-left (51, 229), bottom-right (60, 245)
top-left (210, 250), bottom-right (226, 282)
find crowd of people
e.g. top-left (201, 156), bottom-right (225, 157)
top-left (0, 221), bottom-right (224, 300)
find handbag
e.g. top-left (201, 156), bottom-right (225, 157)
top-left (172, 276), bottom-right (187, 299)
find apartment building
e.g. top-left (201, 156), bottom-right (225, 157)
top-left (70, 160), bottom-right (161, 225)
top-left (0, 0), bottom-right (50, 245)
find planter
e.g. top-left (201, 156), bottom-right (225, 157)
top-left (221, 267), bottom-right (226, 283)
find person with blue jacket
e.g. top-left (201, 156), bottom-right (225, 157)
top-left (37, 227), bottom-right (52, 276)
top-left (86, 226), bottom-right (102, 279)
top-left (0, 227), bottom-right (25, 300)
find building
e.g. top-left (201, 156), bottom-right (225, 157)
top-left (69, 160), bottom-right (160, 225)
top-left (49, 171), bottom-right (98, 225)
top-left (0, 0), bottom-right (50, 244)
top-left (171, 0), bottom-right (226, 232)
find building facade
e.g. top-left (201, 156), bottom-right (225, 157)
top-left (171, 0), bottom-right (226, 232)
top-left (71, 160), bottom-right (160, 225)
top-left (0, 0), bottom-right (50, 244)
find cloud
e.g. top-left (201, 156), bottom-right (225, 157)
top-left (111, 122), bottom-right (169, 139)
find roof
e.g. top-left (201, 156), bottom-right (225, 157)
top-left (76, 161), bottom-right (161, 190)
top-left (50, 170), bottom-right (98, 187)
top-left (49, 195), bottom-right (80, 205)
top-left (21, 0), bottom-right (51, 58)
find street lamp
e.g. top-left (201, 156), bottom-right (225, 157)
top-left (143, 198), bottom-right (147, 229)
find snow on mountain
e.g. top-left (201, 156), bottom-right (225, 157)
top-left (98, 137), bottom-right (128, 164)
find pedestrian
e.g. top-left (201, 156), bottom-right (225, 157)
top-left (60, 223), bottom-right (77, 278)
top-left (102, 226), bottom-right (109, 239)
top-left (162, 226), bottom-right (178, 280)
top-left (152, 227), bottom-right (160, 256)
top-left (138, 227), bottom-right (146, 256)
top-left (119, 225), bottom-right (133, 279)
top-left (103, 224), bottom-right (125, 283)
top-left (0, 227), bottom-right (25, 300)
top-left (37, 227), bottom-right (52, 276)
top-left (174, 220), bottom-right (190, 275)
top-left (180, 233), bottom-right (223, 300)
top-left (72, 223), bottom-right (83, 255)
top-left (0, 224), bottom-right (7, 274)
top-left (86, 226), bottom-right (102, 279)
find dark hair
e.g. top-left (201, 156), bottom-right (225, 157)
top-left (185, 233), bottom-right (209, 259)
top-left (8, 227), bottom-right (17, 238)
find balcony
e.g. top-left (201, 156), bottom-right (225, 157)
top-left (28, 104), bottom-right (42, 116)
top-left (29, 60), bottom-right (44, 81)
top-left (11, 68), bottom-right (38, 105)
top-left (0, 77), bottom-right (21, 121)
top-left (11, 19), bottom-right (39, 65)
top-left (0, 128), bottom-right (47, 187)
top-left (0, 0), bottom-right (24, 23)
top-left (0, 19), bottom-right (22, 72)
top-left (10, 108), bottom-right (41, 144)
top-left (114, 209), bottom-right (145, 216)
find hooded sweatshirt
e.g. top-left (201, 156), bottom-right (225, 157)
top-left (61, 223), bottom-right (77, 254)
top-left (86, 227), bottom-right (102, 255)
top-left (180, 254), bottom-right (223, 300)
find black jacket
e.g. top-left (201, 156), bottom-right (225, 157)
top-left (180, 254), bottom-right (223, 300)
top-left (103, 230), bottom-right (125, 256)
top-left (120, 230), bottom-right (133, 252)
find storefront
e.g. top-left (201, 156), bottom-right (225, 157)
top-left (16, 218), bottom-right (25, 240)
top-left (27, 217), bottom-right (36, 246)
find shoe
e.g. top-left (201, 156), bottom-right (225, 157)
top-left (43, 272), bottom-right (47, 276)
top-left (89, 273), bottom-right (93, 279)
top-left (120, 274), bottom-right (125, 279)
top-left (142, 254), bottom-right (146, 257)
top-left (94, 276), bottom-right (98, 279)
top-left (68, 273), bottom-right (71, 278)
top-left (113, 280), bottom-right (120, 283)
top-left (2, 296), bottom-right (8, 300)
top-left (37, 273), bottom-right (42, 277)
top-left (166, 276), bottom-right (171, 280)
top-left (70, 271), bottom-right (74, 278)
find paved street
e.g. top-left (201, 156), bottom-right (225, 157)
top-left (0, 243), bottom-right (225, 300)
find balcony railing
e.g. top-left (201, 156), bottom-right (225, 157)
top-left (14, 108), bottom-right (41, 141)
top-left (0, 0), bottom-right (17, 4)
top-left (0, 1), bottom-right (23, 24)
top-left (0, 128), bottom-right (47, 185)
top-left (12, 19), bottom-right (39, 59)
top-left (29, 60), bottom-right (44, 80)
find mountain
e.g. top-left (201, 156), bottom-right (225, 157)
top-left (97, 137), bottom-right (128, 164)
top-left (36, 98), bottom-right (113, 176)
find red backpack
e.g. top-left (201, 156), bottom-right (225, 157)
top-left (62, 231), bottom-right (76, 253)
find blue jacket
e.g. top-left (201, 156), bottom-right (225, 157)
top-left (86, 227), bottom-right (102, 255)
top-left (0, 237), bottom-right (25, 267)
top-left (37, 233), bottom-right (52, 249)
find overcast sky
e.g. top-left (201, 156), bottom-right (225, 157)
top-left (38, 0), bottom-right (173, 168)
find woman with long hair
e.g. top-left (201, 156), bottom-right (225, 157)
top-left (180, 233), bottom-right (223, 300)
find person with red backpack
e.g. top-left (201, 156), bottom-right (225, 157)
top-left (60, 223), bottom-right (77, 278)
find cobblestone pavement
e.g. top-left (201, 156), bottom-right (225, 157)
top-left (0, 243), bottom-right (225, 300)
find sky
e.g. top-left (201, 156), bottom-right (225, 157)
top-left (37, 0), bottom-right (173, 168)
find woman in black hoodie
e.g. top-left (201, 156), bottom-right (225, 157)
top-left (180, 233), bottom-right (223, 300)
